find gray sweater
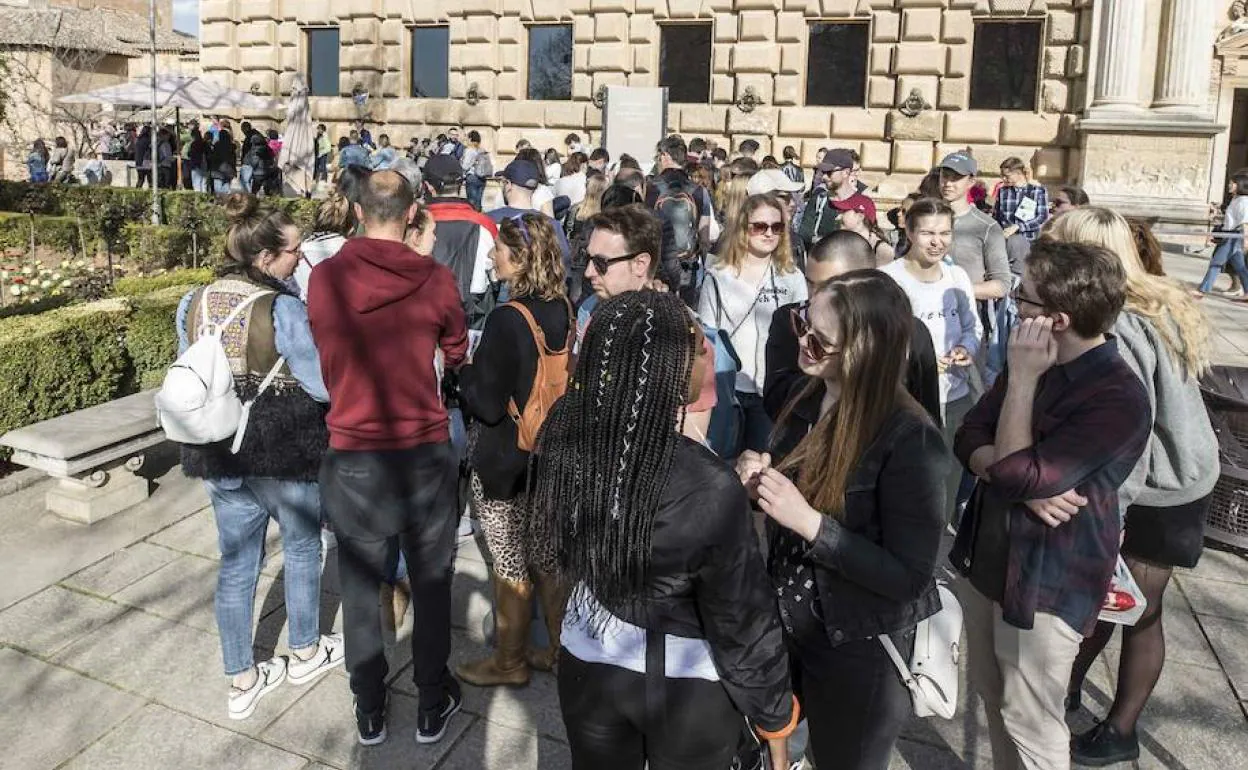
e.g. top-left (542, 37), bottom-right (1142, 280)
top-left (1113, 312), bottom-right (1218, 509)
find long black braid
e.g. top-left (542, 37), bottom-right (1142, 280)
top-left (527, 291), bottom-right (698, 634)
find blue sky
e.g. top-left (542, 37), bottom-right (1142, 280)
top-left (173, 0), bottom-right (198, 36)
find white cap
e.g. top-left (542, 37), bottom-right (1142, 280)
top-left (747, 168), bottom-right (804, 197)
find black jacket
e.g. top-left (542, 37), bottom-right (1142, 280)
top-left (460, 297), bottom-right (571, 500)
top-left (768, 387), bottom-right (949, 645)
top-left (763, 301), bottom-right (942, 427)
top-left (605, 436), bottom-right (794, 733)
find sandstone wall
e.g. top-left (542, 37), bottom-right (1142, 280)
top-left (200, 0), bottom-right (1092, 190)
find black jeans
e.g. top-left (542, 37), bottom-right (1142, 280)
top-left (791, 630), bottom-right (915, 770)
top-left (558, 653), bottom-right (741, 770)
top-left (321, 443), bottom-right (459, 713)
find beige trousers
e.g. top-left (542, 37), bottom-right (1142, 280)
top-left (958, 580), bottom-right (1083, 770)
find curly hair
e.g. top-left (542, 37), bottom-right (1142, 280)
top-left (497, 213), bottom-right (568, 301)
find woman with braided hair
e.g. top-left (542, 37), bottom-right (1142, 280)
top-left (455, 212), bottom-right (572, 688)
top-left (530, 290), bottom-right (795, 770)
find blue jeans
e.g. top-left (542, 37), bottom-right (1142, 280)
top-left (1199, 236), bottom-right (1248, 292)
top-left (205, 477), bottom-right (323, 676)
top-left (190, 168), bottom-right (207, 193)
top-left (465, 175), bottom-right (485, 210)
top-left (239, 164), bottom-right (253, 192)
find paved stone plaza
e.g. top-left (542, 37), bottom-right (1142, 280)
top-left (1, 250), bottom-right (1247, 769)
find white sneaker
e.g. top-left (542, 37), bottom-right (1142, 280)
top-left (228, 657), bottom-right (287, 720)
top-left (287, 633), bottom-right (346, 685)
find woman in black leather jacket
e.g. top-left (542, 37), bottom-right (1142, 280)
top-left (529, 291), bottom-right (795, 770)
top-left (738, 270), bottom-right (948, 770)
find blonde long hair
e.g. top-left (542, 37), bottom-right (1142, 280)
top-left (715, 194), bottom-right (796, 274)
top-left (576, 173), bottom-right (609, 222)
top-left (1045, 207), bottom-right (1211, 375)
top-left (714, 174), bottom-right (751, 232)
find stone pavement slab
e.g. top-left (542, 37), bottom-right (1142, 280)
top-left (259, 674), bottom-right (471, 769)
top-left (0, 584), bottom-right (126, 657)
top-left (436, 718), bottom-right (572, 770)
top-left (1198, 614), bottom-right (1248, 702)
top-left (61, 541), bottom-right (182, 597)
top-left (53, 607), bottom-right (310, 738)
top-left (60, 704), bottom-right (307, 770)
top-left (1174, 573), bottom-right (1248, 622)
top-left (112, 551), bottom-right (280, 635)
top-left (1100, 585), bottom-right (1222, 670)
top-left (0, 647), bottom-right (145, 770)
top-left (1190, 546), bottom-right (1248, 585)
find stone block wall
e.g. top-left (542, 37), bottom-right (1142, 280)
top-left (200, 0), bottom-right (1093, 190)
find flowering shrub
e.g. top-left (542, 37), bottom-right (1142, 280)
top-left (0, 259), bottom-right (100, 306)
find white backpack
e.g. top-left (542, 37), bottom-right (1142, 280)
top-left (879, 580), bottom-right (964, 719)
top-left (155, 289), bottom-right (285, 454)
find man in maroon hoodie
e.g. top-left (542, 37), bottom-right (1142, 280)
top-left (307, 170), bottom-right (468, 747)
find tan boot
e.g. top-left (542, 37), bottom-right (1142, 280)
top-left (527, 572), bottom-right (569, 672)
top-left (456, 577), bottom-right (533, 687)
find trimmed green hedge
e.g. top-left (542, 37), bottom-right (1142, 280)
top-left (124, 285), bottom-right (195, 392)
top-left (112, 268), bottom-right (214, 297)
top-left (0, 212), bottom-right (94, 256)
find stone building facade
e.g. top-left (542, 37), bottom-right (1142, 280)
top-left (191, 1), bottom-right (1239, 223)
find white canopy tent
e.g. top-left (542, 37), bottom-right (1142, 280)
top-left (58, 74), bottom-right (282, 112)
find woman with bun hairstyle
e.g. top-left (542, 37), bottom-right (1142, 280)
top-left (455, 212), bottom-right (572, 687)
top-left (173, 193), bottom-right (343, 721)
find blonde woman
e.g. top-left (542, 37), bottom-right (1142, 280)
top-left (714, 173), bottom-right (752, 238)
top-left (456, 212), bottom-right (571, 687)
top-left (1047, 207), bottom-right (1217, 767)
top-left (699, 193), bottom-right (808, 455)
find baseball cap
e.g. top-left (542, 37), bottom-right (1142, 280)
top-left (831, 193), bottom-right (878, 223)
top-left (423, 154), bottom-right (463, 183)
top-left (498, 159), bottom-right (541, 190)
top-left (747, 168), bottom-right (804, 197)
top-left (938, 151), bottom-right (978, 177)
top-left (817, 148), bottom-right (857, 172)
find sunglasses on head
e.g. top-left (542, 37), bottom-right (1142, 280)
top-left (748, 221), bottom-right (785, 236)
top-left (588, 250), bottom-right (643, 275)
top-left (789, 303), bottom-right (837, 362)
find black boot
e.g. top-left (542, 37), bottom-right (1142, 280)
top-left (1071, 721), bottom-right (1139, 767)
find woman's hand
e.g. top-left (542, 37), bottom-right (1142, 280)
top-left (756, 468), bottom-right (823, 542)
top-left (766, 737), bottom-right (790, 770)
top-left (735, 451), bottom-right (771, 500)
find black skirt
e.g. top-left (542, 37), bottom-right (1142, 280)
top-left (1121, 494), bottom-right (1212, 569)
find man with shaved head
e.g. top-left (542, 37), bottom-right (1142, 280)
top-left (763, 230), bottom-right (941, 423)
top-left (307, 169), bottom-right (468, 747)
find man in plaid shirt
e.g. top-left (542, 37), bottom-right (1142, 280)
top-left (952, 238), bottom-right (1150, 770)
top-left (993, 157), bottom-right (1051, 275)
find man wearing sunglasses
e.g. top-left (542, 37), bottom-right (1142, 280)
top-left (762, 230), bottom-right (941, 426)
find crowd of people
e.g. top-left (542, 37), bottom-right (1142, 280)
top-left (163, 128), bottom-right (1219, 770)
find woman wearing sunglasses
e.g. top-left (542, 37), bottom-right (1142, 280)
top-left (737, 271), bottom-right (948, 770)
top-left (698, 192), bottom-right (808, 456)
top-left (456, 212), bottom-right (573, 688)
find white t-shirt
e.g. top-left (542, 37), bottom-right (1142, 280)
top-left (1224, 195), bottom-right (1248, 232)
top-left (880, 259), bottom-right (982, 404)
top-left (532, 184), bottom-right (555, 212)
top-left (296, 232), bottom-right (347, 302)
top-left (698, 261), bottom-right (808, 394)
top-left (554, 172), bottom-right (587, 206)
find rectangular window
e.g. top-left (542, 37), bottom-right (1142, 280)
top-left (527, 25), bottom-right (573, 101)
top-left (659, 24), bottom-right (712, 104)
top-left (306, 28), bottom-right (340, 98)
top-left (411, 26), bottom-right (449, 98)
top-left (969, 21), bottom-right (1043, 111)
top-left (805, 23), bottom-right (869, 107)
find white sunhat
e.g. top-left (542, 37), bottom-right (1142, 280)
top-left (747, 168), bottom-right (805, 197)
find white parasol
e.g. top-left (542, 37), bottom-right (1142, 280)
top-left (59, 74), bottom-right (282, 112)
top-left (278, 74), bottom-right (316, 197)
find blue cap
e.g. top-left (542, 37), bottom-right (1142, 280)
top-left (498, 159), bottom-right (541, 190)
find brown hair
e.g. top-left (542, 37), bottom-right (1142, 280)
top-left (1000, 156), bottom-right (1029, 176)
top-left (1127, 217), bottom-right (1165, 277)
top-left (220, 193), bottom-right (294, 278)
top-left (588, 205), bottom-right (663, 279)
top-left (1027, 237), bottom-right (1127, 337)
top-left (904, 197), bottom-right (955, 235)
top-left (775, 270), bottom-right (924, 515)
top-left (313, 190), bottom-right (356, 236)
top-left (690, 164), bottom-right (714, 195)
top-left (496, 213), bottom-right (568, 301)
top-left (716, 194), bottom-right (796, 274)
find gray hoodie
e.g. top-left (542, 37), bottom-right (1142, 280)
top-left (1113, 311), bottom-right (1218, 510)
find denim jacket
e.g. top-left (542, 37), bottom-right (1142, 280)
top-left (768, 380), bottom-right (949, 645)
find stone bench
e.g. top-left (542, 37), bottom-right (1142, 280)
top-left (0, 391), bottom-right (165, 524)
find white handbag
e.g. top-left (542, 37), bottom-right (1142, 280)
top-left (879, 580), bottom-right (963, 719)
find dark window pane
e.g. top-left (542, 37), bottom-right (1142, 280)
top-left (970, 22), bottom-right (1042, 111)
top-left (527, 25), bottom-right (573, 101)
top-left (306, 28), bottom-right (340, 97)
top-left (660, 25), bottom-right (711, 104)
top-left (806, 23), bottom-right (869, 107)
top-left (412, 26), bottom-right (449, 98)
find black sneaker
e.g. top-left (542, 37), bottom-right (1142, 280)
top-left (416, 678), bottom-right (462, 745)
top-left (1072, 721), bottom-right (1139, 767)
top-left (354, 694), bottom-right (387, 746)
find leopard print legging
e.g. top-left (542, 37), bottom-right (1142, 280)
top-left (470, 472), bottom-right (557, 584)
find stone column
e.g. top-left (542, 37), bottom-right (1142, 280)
top-left (1090, 0), bottom-right (1148, 110)
top-left (1152, 0), bottom-right (1218, 113)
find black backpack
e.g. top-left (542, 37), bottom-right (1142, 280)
top-left (651, 173), bottom-right (704, 306)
